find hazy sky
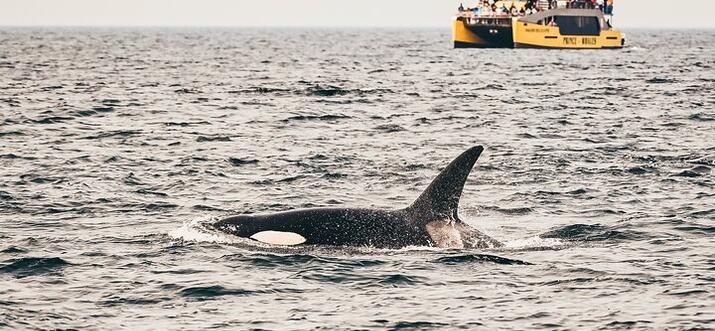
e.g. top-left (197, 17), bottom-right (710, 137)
top-left (1, 0), bottom-right (713, 29)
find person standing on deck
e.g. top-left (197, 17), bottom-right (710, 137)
top-left (606, 0), bottom-right (614, 14)
top-left (483, 1), bottom-right (493, 14)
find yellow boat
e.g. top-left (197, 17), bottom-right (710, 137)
top-left (453, 1), bottom-right (625, 49)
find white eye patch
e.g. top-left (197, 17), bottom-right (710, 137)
top-left (250, 231), bottom-right (307, 246)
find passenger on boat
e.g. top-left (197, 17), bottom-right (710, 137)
top-left (482, 1), bottom-right (493, 14)
top-left (509, 4), bottom-right (518, 15)
top-left (525, 0), bottom-right (542, 14)
top-left (567, 0), bottom-right (580, 8)
top-left (479, 1), bottom-right (492, 15)
top-left (458, 3), bottom-right (464, 12)
top-left (596, 0), bottom-right (605, 11)
top-left (527, 0), bottom-right (538, 12)
top-left (605, 0), bottom-right (614, 14)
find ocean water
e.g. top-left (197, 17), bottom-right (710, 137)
top-left (0, 27), bottom-right (713, 330)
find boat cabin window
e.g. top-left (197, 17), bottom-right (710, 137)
top-left (554, 15), bottom-right (600, 35)
top-left (540, 16), bottom-right (561, 27)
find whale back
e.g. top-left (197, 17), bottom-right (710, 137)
top-left (214, 145), bottom-right (492, 248)
top-left (406, 145), bottom-right (484, 223)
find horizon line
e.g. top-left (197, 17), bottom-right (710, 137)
top-left (1, 24), bottom-right (713, 29)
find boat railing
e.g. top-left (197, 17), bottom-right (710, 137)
top-left (458, 12), bottom-right (526, 27)
top-left (458, 11), bottom-right (523, 19)
top-left (545, 0), bottom-right (612, 11)
top-left (468, 18), bottom-right (513, 27)
top-left (457, 0), bottom-right (614, 18)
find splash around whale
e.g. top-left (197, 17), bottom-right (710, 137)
top-left (213, 145), bottom-right (502, 249)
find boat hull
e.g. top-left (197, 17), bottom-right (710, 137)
top-left (452, 10), bottom-right (624, 49)
top-left (512, 21), bottom-right (624, 49)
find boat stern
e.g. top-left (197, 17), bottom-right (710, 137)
top-left (453, 16), bottom-right (493, 48)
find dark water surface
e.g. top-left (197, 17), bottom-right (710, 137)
top-left (0, 28), bottom-right (713, 330)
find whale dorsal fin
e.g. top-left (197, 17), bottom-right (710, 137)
top-left (407, 145), bottom-right (484, 222)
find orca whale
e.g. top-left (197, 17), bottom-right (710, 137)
top-left (213, 145), bottom-right (502, 249)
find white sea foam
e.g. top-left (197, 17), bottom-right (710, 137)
top-left (168, 217), bottom-right (310, 248)
top-left (168, 216), bottom-right (238, 244)
top-left (502, 236), bottom-right (567, 251)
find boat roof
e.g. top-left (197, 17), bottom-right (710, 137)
top-left (519, 8), bottom-right (606, 23)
